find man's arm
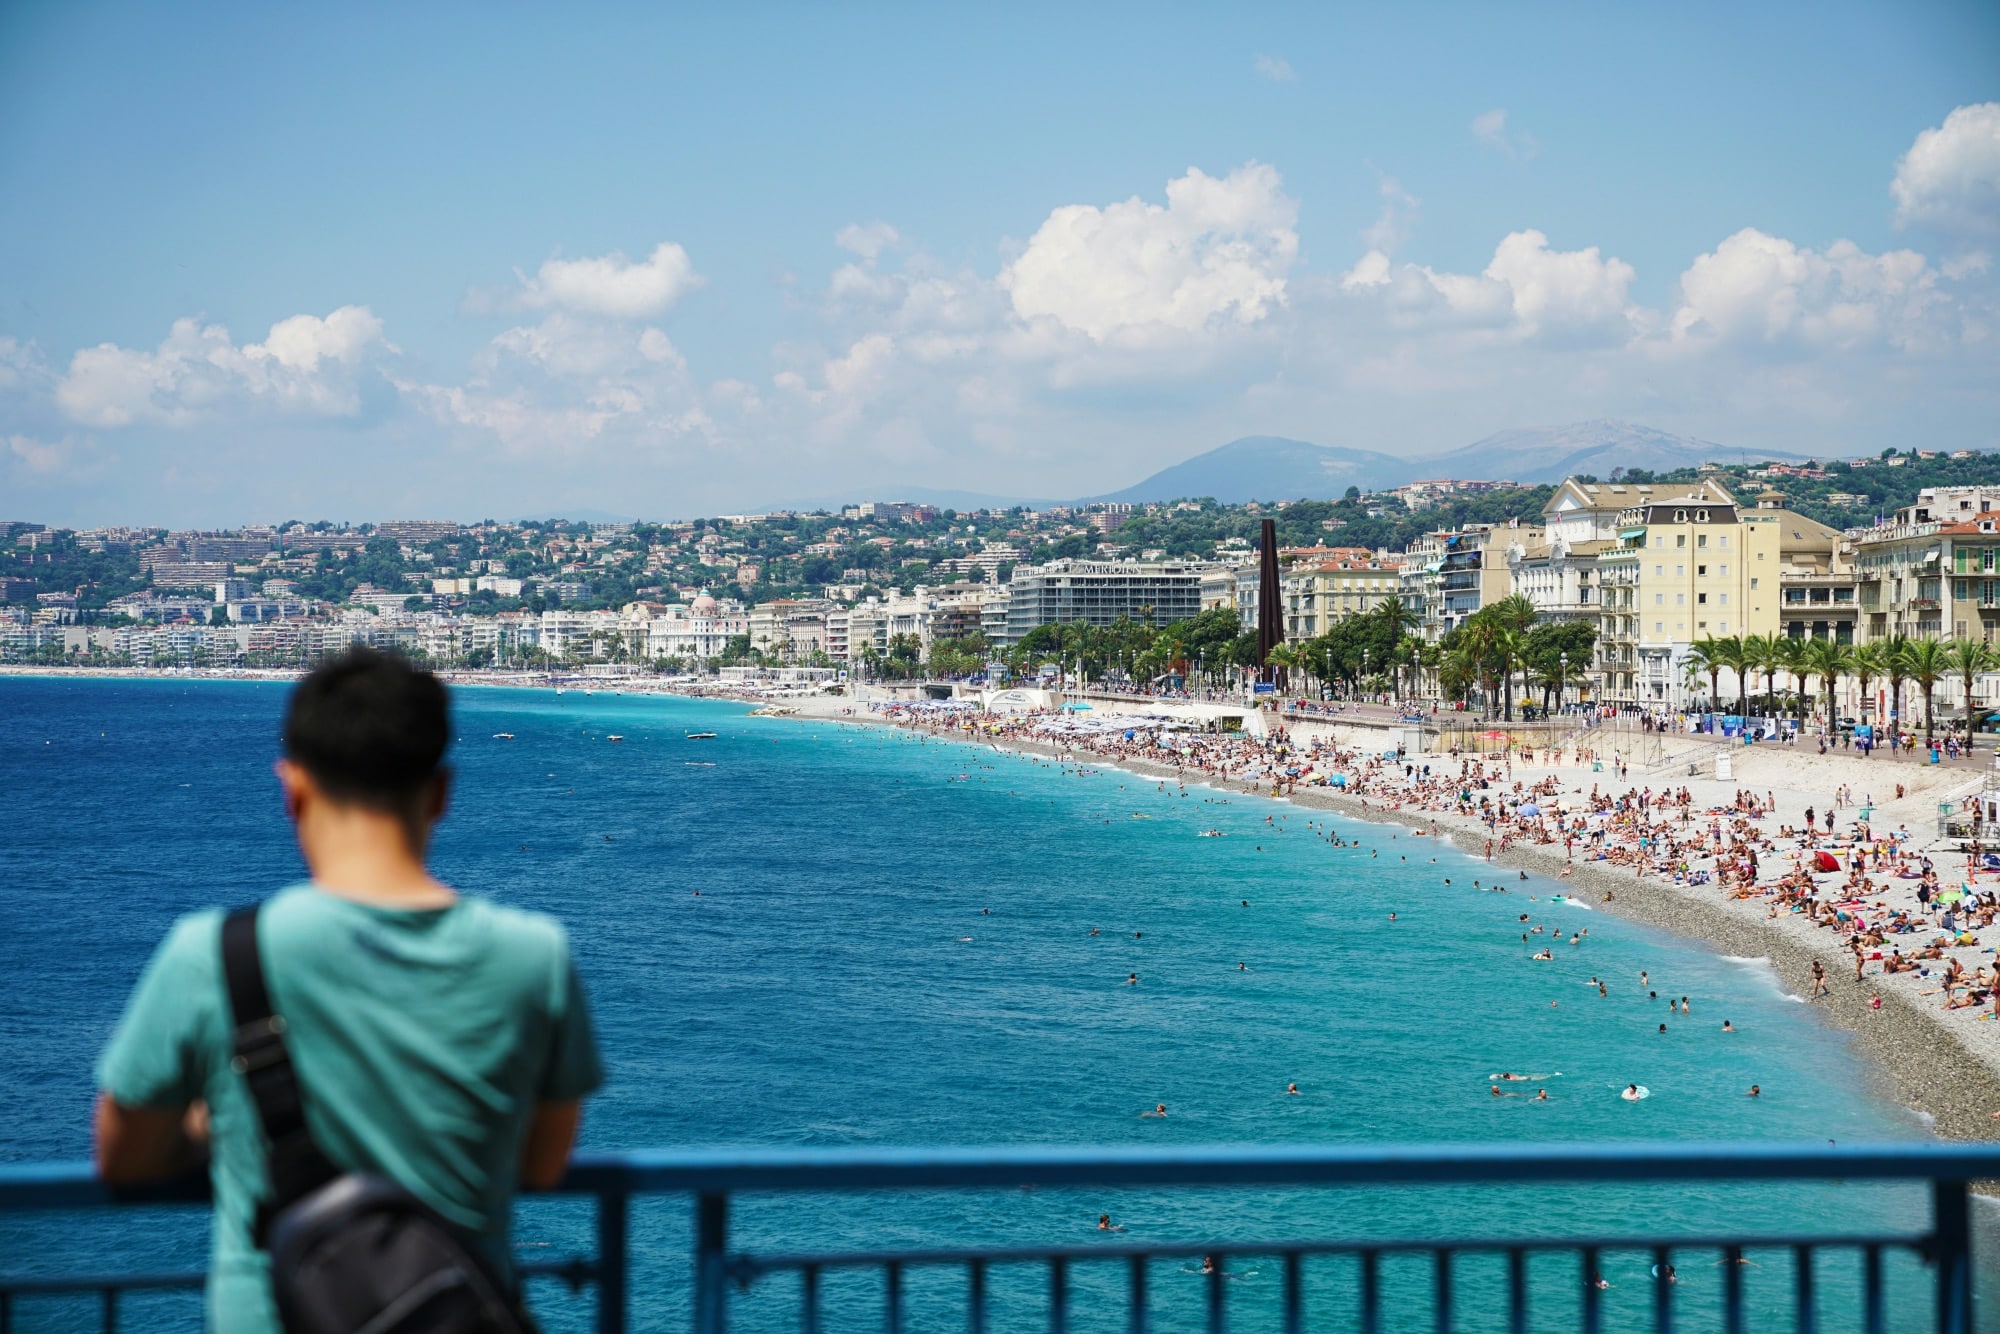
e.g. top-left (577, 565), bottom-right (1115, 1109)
top-left (94, 1092), bottom-right (209, 1184)
top-left (518, 1099), bottom-right (582, 1190)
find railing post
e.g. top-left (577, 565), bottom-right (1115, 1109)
top-left (1932, 1178), bottom-right (1972, 1334)
top-left (597, 1188), bottom-right (630, 1334)
top-left (694, 1191), bottom-right (729, 1334)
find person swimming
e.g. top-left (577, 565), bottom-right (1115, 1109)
top-left (1142, 1102), bottom-right (1167, 1117)
top-left (1722, 1020), bottom-right (1735, 1032)
top-left (1098, 1214), bottom-right (1124, 1231)
top-left (1127, 973), bottom-right (1139, 985)
top-left (1748, 1085), bottom-right (1760, 1097)
top-left (1286, 1082), bottom-right (1300, 1095)
top-left (1621, 1084), bottom-right (1643, 1101)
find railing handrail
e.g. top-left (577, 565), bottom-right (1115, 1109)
top-left (5, 1139), bottom-right (1996, 1211)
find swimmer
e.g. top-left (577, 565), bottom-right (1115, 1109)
top-left (1658, 1023), bottom-right (1668, 1034)
top-left (1127, 973), bottom-right (1139, 985)
top-left (1098, 1214), bottom-right (1124, 1232)
top-left (1598, 983), bottom-right (1607, 997)
top-left (1722, 1020), bottom-right (1735, 1032)
top-left (1242, 900), bottom-right (1250, 907)
top-left (1748, 1085), bottom-right (1760, 1098)
top-left (1090, 928), bottom-right (1099, 936)
top-left (1389, 913), bottom-right (1397, 921)
top-left (1141, 1103), bottom-right (1167, 1117)
top-left (1519, 870), bottom-right (1528, 880)
top-left (1535, 1089), bottom-right (1549, 1101)
top-left (1286, 1082), bottom-right (1300, 1095)
top-left (1621, 1084), bottom-right (1643, 1102)
top-left (1239, 962), bottom-right (1248, 971)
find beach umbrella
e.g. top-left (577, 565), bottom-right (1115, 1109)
top-left (1941, 887), bottom-right (1966, 903)
top-left (1519, 803), bottom-right (1540, 817)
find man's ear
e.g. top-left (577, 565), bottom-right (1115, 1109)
top-left (424, 768), bottom-right (452, 827)
top-left (274, 758), bottom-right (312, 823)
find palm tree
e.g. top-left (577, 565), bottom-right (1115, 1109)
top-left (1883, 634), bottom-right (1912, 739)
top-left (1801, 637), bottom-right (1853, 725)
top-left (1709, 635), bottom-right (1748, 716)
top-left (1901, 636), bottom-right (1950, 746)
top-left (1736, 634), bottom-right (1770, 714)
top-left (1774, 634), bottom-right (1808, 716)
top-left (1851, 641), bottom-right (1886, 728)
top-left (1944, 637), bottom-right (1994, 745)
top-left (1684, 637), bottom-right (1724, 710)
top-left (1374, 595), bottom-right (1413, 643)
top-left (1496, 624), bottom-right (1531, 721)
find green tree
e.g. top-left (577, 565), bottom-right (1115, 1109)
top-left (1901, 635), bottom-right (1950, 745)
top-left (1944, 637), bottom-right (1994, 743)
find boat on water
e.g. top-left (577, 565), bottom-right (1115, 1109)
top-left (492, 732), bottom-right (515, 739)
top-left (685, 731), bottom-right (718, 740)
top-left (607, 734), bottom-right (624, 742)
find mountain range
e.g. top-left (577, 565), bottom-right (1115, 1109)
top-left (761, 420), bottom-right (1851, 514)
top-left (1087, 421), bottom-right (1831, 505)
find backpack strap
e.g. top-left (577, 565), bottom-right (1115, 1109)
top-left (221, 905), bottom-right (339, 1247)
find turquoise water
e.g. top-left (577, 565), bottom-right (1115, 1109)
top-left (0, 678), bottom-right (1975, 1329)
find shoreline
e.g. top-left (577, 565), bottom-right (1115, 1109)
top-left (13, 665), bottom-right (2000, 1145)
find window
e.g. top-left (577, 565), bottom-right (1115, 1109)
top-left (1985, 550), bottom-right (1996, 573)
top-left (1720, 564), bottom-right (1728, 576)
top-left (1696, 510), bottom-right (1710, 522)
top-left (1697, 593), bottom-right (1707, 604)
top-left (1758, 551), bottom-right (1765, 560)
top-left (1655, 621), bottom-right (1664, 633)
top-left (1654, 564), bottom-right (1663, 576)
top-left (1720, 594), bottom-right (1728, 605)
top-left (1677, 593), bottom-right (1686, 605)
top-left (1676, 534), bottom-right (1687, 548)
top-left (1674, 510), bottom-right (1688, 523)
top-left (1697, 565), bottom-right (1707, 576)
top-left (1751, 578), bottom-right (1760, 590)
top-left (1698, 535), bottom-right (1709, 548)
top-left (1720, 535), bottom-right (1729, 549)
top-left (1721, 621), bottom-right (1729, 632)
top-left (1655, 593), bottom-right (1664, 605)
top-left (1676, 565), bottom-right (1684, 576)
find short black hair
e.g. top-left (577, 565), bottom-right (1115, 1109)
top-left (283, 647), bottom-right (449, 806)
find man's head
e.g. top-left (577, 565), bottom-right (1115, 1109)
top-left (279, 648), bottom-right (451, 851)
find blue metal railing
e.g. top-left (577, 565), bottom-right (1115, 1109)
top-left (1, 1140), bottom-right (1991, 1332)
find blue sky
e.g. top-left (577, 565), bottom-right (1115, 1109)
top-left (2, 1), bottom-right (1997, 526)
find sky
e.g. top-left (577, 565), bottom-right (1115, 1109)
top-left (1, 1), bottom-right (1997, 527)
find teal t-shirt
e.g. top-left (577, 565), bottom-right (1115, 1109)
top-left (96, 885), bottom-right (604, 1332)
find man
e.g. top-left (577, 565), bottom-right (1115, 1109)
top-left (95, 647), bottom-right (603, 1331)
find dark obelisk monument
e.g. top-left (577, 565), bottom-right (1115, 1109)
top-left (1255, 517), bottom-right (1284, 681)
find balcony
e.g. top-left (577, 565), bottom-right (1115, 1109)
top-left (2, 1141), bottom-right (1991, 1332)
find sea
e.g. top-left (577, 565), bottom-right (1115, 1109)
top-left (0, 676), bottom-right (1990, 1331)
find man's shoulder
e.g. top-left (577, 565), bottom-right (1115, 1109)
top-left (151, 906), bottom-right (228, 975)
top-left (459, 895), bottom-right (574, 958)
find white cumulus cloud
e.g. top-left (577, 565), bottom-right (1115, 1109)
top-left (1892, 103), bottom-right (2000, 235)
top-left (55, 306), bottom-right (390, 427)
top-left (1668, 228), bottom-right (1942, 351)
top-left (512, 242), bottom-right (701, 319)
top-left (1000, 163), bottom-right (1299, 343)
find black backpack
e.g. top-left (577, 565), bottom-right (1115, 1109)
top-left (222, 905), bottom-right (535, 1334)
